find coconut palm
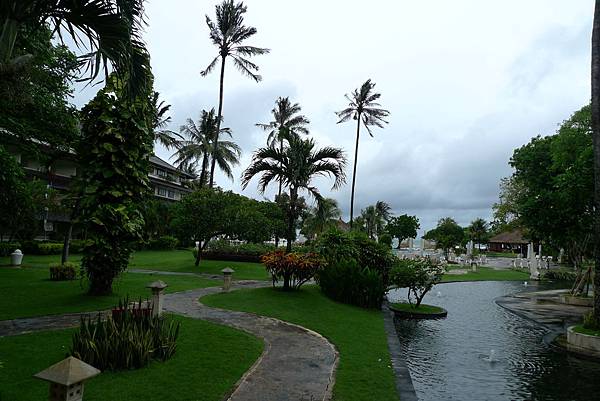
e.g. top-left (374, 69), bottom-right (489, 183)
top-left (591, 0), bottom-right (600, 322)
top-left (468, 218), bottom-right (489, 250)
top-left (336, 79), bottom-right (390, 228)
top-left (256, 96), bottom-right (310, 194)
top-left (375, 200), bottom-right (392, 234)
top-left (151, 92), bottom-right (181, 150)
top-left (242, 132), bottom-right (347, 253)
top-left (302, 198), bottom-right (341, 240)
top-left (1, 0), bottom-right (151, 97)
top-left (173, 109), bottom-right (241, 187)
top-left (201, 0), bottom-right (269, 188)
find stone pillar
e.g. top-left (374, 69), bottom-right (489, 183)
top-left (222, 268), bottom-right (235, 292)
top-left (146, 280), bottom-right (168, 317)
top-left (529, 243), bottom-right (540, 280)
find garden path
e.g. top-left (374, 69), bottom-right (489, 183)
top-left (164, 282), bottom-right (339, 401)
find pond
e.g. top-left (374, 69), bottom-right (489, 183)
top-left (388, 281), bottom-right (600, 401)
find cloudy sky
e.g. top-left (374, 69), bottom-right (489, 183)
top-left (73, 0), bottom-right (594, 234)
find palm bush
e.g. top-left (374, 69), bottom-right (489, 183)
top-left (71, 299), bottom-right (180, 371)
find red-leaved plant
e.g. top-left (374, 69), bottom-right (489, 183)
top-left (261, 250), bottom-right (324, 290)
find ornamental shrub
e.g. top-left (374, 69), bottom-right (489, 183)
top-left (37, 242), bottom-right (63, 255)
top-left (148, 235), bottom-right (179, 250)
top-left (261, 250), bottom-right (324, 290)
top-left (71, 298), bottom-right (180, 371)
top-left (49, 262), bottom-right (78, 281)
top-left (0, 242), bottom-right (20, 257)
top-left (316, 259), bottom-right (387, 308)
top-left (389, 258), bottom-right (444, 308)
top-left (378, 233), bottom-right (393, 248)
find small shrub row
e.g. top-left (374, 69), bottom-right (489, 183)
top-left (49, 262), bottom-right (78, 281)
top-left (71, 298), bottom-right (180, 371)
top-left (147, 235), bottom-right (179, 250)
top-left (261, 250), bottom-right (324, 290)
top-left (19, 241), bottom-right (63, 255)
top-left (543, 269), bottom-right (578, 282)
top-left (0, 242), bottom-right (20, 256)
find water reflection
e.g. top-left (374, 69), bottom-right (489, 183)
top-left (388, 281), bottom-right (600, 401)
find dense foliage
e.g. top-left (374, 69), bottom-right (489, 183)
top-left (49, 262), bottom-right (77, 281)
top-left (389, 258), bottom-right (444, 308)
top-left (261, 250), bottom-right (324, 290)
top-left (78, 77), bottom-right (154, 295)
top-left (423, 217), bottom-right (465, 258)
top-left (386, 214), bottom-right (420, 248)
top-left (71, 300), bottom-right (180, 371)
top-left (172, 189), bottom-right (284, 265)
top-left (314, 229), bottom-right (394, 308)
top-left (147, 235), bottom-right (179, 251)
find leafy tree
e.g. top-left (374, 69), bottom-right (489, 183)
top-left (141, 199), bottom-right (176, 241)
top-left (423, 217), bottom-right (465, 258)
top-left (242, 132), bottom-right (347, 252)
top-left (491, 177), bottom-right (523, 233)
top-left (173, 109), bottom-right (241, 187)
top-left (386, 214), bottom-right (420, 249)
top-left (301, 198), bottom-right (341, 240)
top-left (1, 0), bottom-right (151, 98)
top-left (390, 258), bottom-right (444, 308)
top-left (201, 0), bottom-right (269, 187)
top-left (0, 24), bottom-right (78, 150)
top-left (467, 218), bottom-right (489, 250)
top-left (336, 79), bottom-right (389, 228)
top-left (78, 75), bottom-right (155, 295)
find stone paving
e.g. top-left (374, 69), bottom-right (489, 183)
top-left (164, 281), bottom-right (338, 401)
top-left (0, 310), bottom-right (108, 337)
top-left (496, 288), bottom-right (589, 330)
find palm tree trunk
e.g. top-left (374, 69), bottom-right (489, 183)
top-left (591, 0), bottom-right (600, 322)
top-left (286, 187), bottom-right (297, 254)
top-left (199, 152), bottom-right (209, 187)
top-left (209, 56), bottom-right (226, 188)
top-left (0, 18), bottom-right (18, 63)
top-left (274, 138), bottom-right (284, 247)
top-left (349, 114), bottom-right (361, 229)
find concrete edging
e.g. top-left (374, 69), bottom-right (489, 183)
top-left (566, 326), bottom-right (600, 358)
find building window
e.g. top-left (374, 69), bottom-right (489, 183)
top-left (168, 190), bottom-right (176, 199)
top-left (157, 187), bottom-right (167, 197)
top-left (156, 168), bottom-right (167, 177)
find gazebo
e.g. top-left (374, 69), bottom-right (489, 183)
top-left (487, 229), bottom-right (529, 255)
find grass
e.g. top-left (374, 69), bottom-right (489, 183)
top-left (573, 325), bottom-right (600, 337)
top-left (442, 266), bottom-right (529, 282)
top-left (389, 302), bottom-right (445, 314)
top-left (2, 249), bottom-right (269, 281)
top-left (202, 285), bottom-right (399, 401)
top-left (485, 252), bottom-right (519, 258)
top-left (0, 315), bottom-right (263, 401)
top-left (0, 267), bottom-right (217, 320)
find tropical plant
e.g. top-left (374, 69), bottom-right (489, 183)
top-left (173, 109), bottom-right (241, 187)
top-left (356, 200), bottom-right (391, 239)
top-left (242, 132), bottom-right (347, 252)
top-left (201, 0), bottom-right (269, 187)
top-left (0, 0), bottom-right (151, 97)
top-left (151, 92), bottom-right (181, 149)
top-left (591, 0), bottom-right (600, 323)
top-left (301, 198), bottom-right (341, 240)
top-left (386, 214), bottom-right (420, 249)
top-left (78, 75), bottom-right (154, 295)
top-left (261, 250), bottom-right (324, 290)
top-left (390, 258), bottom-right (444, 308)
top-left (71, 299), bottom-right (180, 371)
top-left (468, 218), bottom-right (489, 250)
top-left (336, 79), bottom-right (390, 228)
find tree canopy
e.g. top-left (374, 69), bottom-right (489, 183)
top-left (423, 217), bottom-right (464, 257)
top-left (386, 214), bottom-right (420, 248)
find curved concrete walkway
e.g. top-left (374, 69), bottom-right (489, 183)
top-left (164, 282), bottom-right (338, 401)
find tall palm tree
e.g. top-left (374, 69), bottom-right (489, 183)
top-left (256, 97), bottom-right (310, 196)
top-left (591, 0), bottom-right (600, 322)
top-left (201, 0), bottom-right (269, 188)
top-left (242, 132), bottom-right (347, 254)
top-left (375, 200), bottom-right (392, 235)
top-left (173, 109), bottom-right (241, 187)
top-left (1, 0), bottom-right (151, 97)
top-left (336, 79), bottom-right (390, 228)
top-left (361, 205), bottom-right (378, 239)
top-left (468, 218), bottom-right (489, 250)
top-left (151, 92), bottom-right (181, 150)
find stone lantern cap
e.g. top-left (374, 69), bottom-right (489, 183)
top-left (221, 268), bottom-right (235, 275)
top-left (34, 356), bottom-right (100, 386)
top-left (146, 280), bottom-right (168, 290)
top-left (12, 249), bottom-right (22, 254)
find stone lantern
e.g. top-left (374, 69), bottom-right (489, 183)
top-left (221, 268), bottom-right (235, 292)
top-left (10, 249), bottom-right (23, 266)
top-left (146, 280), bottom-right (168, 317)
top-left (34, 356), bottom-right (100, 401)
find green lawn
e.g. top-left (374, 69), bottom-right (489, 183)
top-left (2, 249), bottom-right (269, 280)
top-left (202, 286), bottom-right (399, 401)
top-left (442, 266), bottom-right (529, 282)
top-left (0, 267), bottom-right (217, 320)
top-left (0, 315), bottom-right (263, 401)
top-left (573, 325), bottom-right (600, 337)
